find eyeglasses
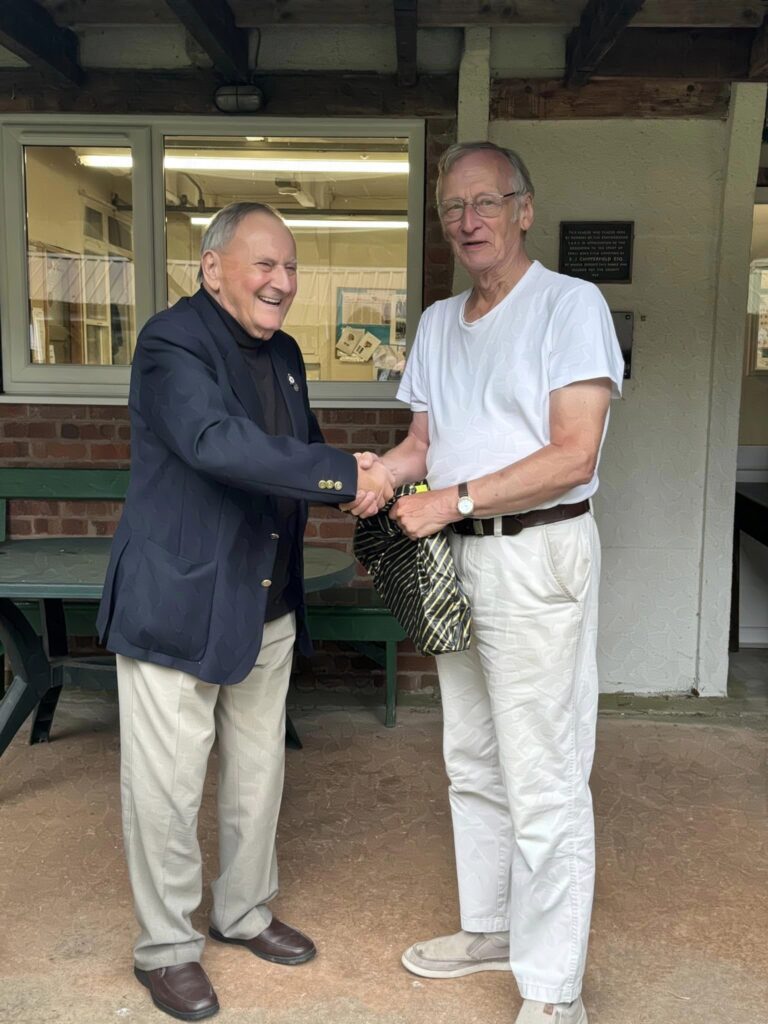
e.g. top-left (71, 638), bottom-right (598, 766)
top-left (438, 191), bottom-right (523, 223)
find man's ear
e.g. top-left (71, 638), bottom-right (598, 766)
top-left (200, 249), bottom-right (220, 291)
top-left (518, 195), bottom-right (534, 232)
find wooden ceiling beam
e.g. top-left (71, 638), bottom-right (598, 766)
top-left (36, 1), bottom-right (768, 30)
top-left (491, 77), bottom-right (729, 119)
top-left (394, 0), bottom-right (418, 86)
top-left (163, 0), bottom-right (248, 81)
top-left (565, 0), bottom-right (646, 88)
top-left (750, 15), bottom-right (768, 77)
top-left (0, 69), bottom-right (457, 117)
top-left (0, 0), bottom-right (83, 86)
top-left (599, 29), bottom-right (753, 80)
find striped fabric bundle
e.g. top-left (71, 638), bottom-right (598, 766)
top-left (353, 482), bottom-right (472, 656)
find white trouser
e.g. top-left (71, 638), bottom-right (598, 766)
top-left (117, 612), bottom-right (296, 970)
top-left (436, 514), bottom-right (600, 1003)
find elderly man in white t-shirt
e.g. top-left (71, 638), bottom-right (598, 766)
top-left (361, 142), bottom-right (624, 1024)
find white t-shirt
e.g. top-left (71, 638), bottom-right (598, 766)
top-left (396, 260), bottom-right (624, 509)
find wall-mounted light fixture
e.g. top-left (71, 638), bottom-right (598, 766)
top-left (213, 84), bottom-right (264, 114)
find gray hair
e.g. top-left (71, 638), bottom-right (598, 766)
top-left (436, 141), bottom-right (535, 209)
top-left (198, 201), bottom-right (285, 283)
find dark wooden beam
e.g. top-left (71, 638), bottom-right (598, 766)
top-left (599, 29), bottom-right (753, 79)
top-left (0, 0), bottom-right (83, 86)
top-left (163, 0), bottom-right (248, 81)
top-left (566, 0), bottom-right (646, 87)
top-left (750, 15), bottom-right (768, 77)
top-left (394, 0), bottom-right (418, 87)
top-left (0, 69), bottom-right (457, 117)
top-left (36, 1), bottom-right (768, 29)
top-left (491, 78), bottom-right (730, 119)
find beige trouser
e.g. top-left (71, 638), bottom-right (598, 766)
top-left (117, 612), bottom-right (296, 970)
top-left (437, 514), bottom-right (600, 1004)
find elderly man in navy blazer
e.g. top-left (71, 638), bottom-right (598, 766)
top-left (97, 202), bottom-right (393, 1021)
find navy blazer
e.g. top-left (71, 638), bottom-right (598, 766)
top-left (97, 289), bottom-right (358, 685)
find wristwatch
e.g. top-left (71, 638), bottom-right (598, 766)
top-left (457, 482), bottom-right (475, 517)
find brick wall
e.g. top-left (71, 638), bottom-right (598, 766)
top-left (0, 404), bottom-right (441, 694)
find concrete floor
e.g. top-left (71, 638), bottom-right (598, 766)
top-left (1, 663), bottom-right (766, 1024)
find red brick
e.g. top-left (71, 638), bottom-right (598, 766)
top-left (34, 517), bottom-right (60, 533)
top-left (88, 443), bottom-right (130, 461)
top-left (11, 499), bottom-right (60, 515)
top-left (2, 421), bottom-right (33, 438)
top-left (31, 441), bottom-right (88, 461)
top-left (0, 404), bottom-right (29, 418)
top-left (377, 409), bottom-right (410, 425)
top-left (88, 406), bottom-right (129, 420)
top-left (348, 429), bottom-right (396, 446)
top-left (8, 520), bottom-right (32, 536)
top-left (92, 521), bottom-right (118, 536)
top-left (60, 518), bottom-right (89, 535)
top-left (0, 440), bottom-right (30, 458)
top-left (319, 427), bottom-right (349, 445)
top-left (322, 409), bottom-right (378, 424)
top-left (317, 520), bottom-right (355, 539)
top-left (427, 244), bottom-right (451, 266)
top-left (37, 405), bottom-right (89, 419)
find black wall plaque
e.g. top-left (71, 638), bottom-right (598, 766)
top-left (559, 221), bottom-right (634, 283)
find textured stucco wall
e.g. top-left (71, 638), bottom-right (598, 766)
top-left (489, 94), bottom-right (764, 695)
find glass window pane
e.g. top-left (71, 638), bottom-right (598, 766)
top-left (24, 145), bottom-right (136, 366)
top-left (164, 135), bottom-right (409, 382)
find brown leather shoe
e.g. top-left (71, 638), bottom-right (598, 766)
top-left (209, 917), bottom-right (316, 965)
top-left (134, 962), bottom-right (219, 1021)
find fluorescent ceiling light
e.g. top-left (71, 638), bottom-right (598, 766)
top-left (286, 218), bottom-right (407, 229)
top-left (189, 215), bottom-right (407, 229)
top-left (80, 154), bottom-right (408, 174)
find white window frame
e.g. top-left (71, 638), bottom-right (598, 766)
top-left (0, 114), bottom-right (425, 406)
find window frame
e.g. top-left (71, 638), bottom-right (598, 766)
top-left (0, 114), bottom-right (425, 405)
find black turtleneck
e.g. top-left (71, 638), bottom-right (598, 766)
top-left (200, 287), bottom-right (300, 622)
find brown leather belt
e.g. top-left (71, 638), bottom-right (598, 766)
top-left (449, 499), bottom-right (590, 537)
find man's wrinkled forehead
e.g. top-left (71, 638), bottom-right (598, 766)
top-left (228, 212), bottom-right (296, 257)
top-left (439, 150), bottom-right (516, 199)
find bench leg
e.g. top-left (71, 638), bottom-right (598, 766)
top-left (30, 684), bottom-right (64, 745)
top-left (385, 639), bottom-right (397, 728)
top-left (285, 712), bottom-right (303, 750)
top-left (0, 599), bottom-right (54, 758)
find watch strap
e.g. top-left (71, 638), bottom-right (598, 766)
top-left (458, 481), bottom-right (468, 499)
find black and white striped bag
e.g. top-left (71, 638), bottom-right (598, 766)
top-left (353, 482), bottom-right (472, 656)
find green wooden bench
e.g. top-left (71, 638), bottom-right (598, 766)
top-left (305, 587), bottom-right (407, 727)
top-left (0, 467), bottom-right (128, 542)
top-left (0, 467), bottom-right (406, 740)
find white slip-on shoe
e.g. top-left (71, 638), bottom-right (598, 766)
top-left (514, 997), bottom-right (588, 1024)
top-left (401, 929), bottom-right (511, 979)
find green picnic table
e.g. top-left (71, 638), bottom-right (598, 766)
top-left (0, 539), bottom-right (357, 758)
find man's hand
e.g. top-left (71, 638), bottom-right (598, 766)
top-left (389, 487), bottom-right (458, 539)
top-left (339, 453), bottom-right (394, 517)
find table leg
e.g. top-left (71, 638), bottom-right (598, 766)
top-left (385, 639), bottom-right (397, 728)
top-left (285, 712), bottom-right (303, 750)
top-left (0, 598), bottom-right (53, 758)
top-left (729, 524), bottom-right (740, 653)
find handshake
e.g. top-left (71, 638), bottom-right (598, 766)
top-left (340, 452), bottom-right (395, 518)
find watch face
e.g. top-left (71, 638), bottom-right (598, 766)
top-left (458, 496), bottom-right (474, 516)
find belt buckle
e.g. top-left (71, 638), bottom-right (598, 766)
top-left (472, 519), bottom-right (484, 537)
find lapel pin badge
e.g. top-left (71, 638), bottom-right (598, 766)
top-left (287, 373), bottom-right (299, 391)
